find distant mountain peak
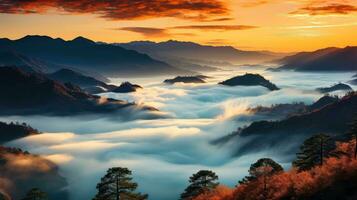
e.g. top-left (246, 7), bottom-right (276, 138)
top-left (71, 36), bottom-right (95, 45)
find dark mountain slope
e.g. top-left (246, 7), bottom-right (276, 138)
top-left (0, 36), bottom-right (189, 77)
top-left (215, 92), bottom-right (357, 156)
top-left (277, 46), bottom-right (357, 71)
top-left (0, 122), bottom-right (40, 144)
top-left (48, 68), bottom-right (116, 93)
top-left (241, 92), bottom-right (356, 136)
top-left (0, 67), bottom-right (156, 115)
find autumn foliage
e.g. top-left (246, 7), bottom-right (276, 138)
top-left (193, 139), bottom-right (357, 200)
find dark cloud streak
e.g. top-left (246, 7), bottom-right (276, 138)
top-left (0, 0), bottom-right (229, 21)
top-left (119, 27), bottom-right (170, 37)
top-left (291, 3), bottom-right (357, 15)
top-left (172, 25), bottom-right (258, 31)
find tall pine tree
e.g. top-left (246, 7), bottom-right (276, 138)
top-left (180, 170), bottom-right (219, 200)
top-left (293, 134), bottom-right (335, 171)
top-left (239, 158), bottom-right (283, 200)
top-left (239, 158), bottom-right (283, 184)
top-left (93, 167), bottom-right (148, 200)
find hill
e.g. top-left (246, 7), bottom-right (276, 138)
top-left (0, 146), bottom-right (68, 200)
top-left (164, 76), bottom-right (207, 84)
top-left (219, 73), bottom-right (279, 91)
top-left (112, 82), bottom-right (142, 93)
top-left (0, 122), bottom-right (40, 144)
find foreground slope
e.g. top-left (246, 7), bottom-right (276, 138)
top-left (0, 146), bottom-right (68, 200)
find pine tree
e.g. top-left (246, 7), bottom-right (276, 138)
top-left (22, 188), bottom-right (48, 200)
top-left (293, 133), bottom-right (335, 171)
top-left (240, 158), bottom-right (283, 184)
top-left (93, 167), bottom-right (148, 200)
top-left (180, 170), bottom-right (219, 200)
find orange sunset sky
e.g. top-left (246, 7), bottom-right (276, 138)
top-left (0, 0), bottom-right (356, 52)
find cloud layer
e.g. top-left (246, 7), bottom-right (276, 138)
top-left (0, 0), bottom-right (229, 21)
top-left (3, 68), bottom-right (356, 200)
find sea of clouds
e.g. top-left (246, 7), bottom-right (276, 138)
top-left (2, 67), bottom-right (356, 200)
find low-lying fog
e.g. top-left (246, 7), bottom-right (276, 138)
top-left (2, 67), bottom-right (356, 200)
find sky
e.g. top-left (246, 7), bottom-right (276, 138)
top-left (0, 0), bottom-right (357, 52)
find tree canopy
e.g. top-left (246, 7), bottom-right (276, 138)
top-left (181, 170), bottom-right (219, 200)
top-left (93, 167), bottom-right (148, 200)
top-left (293, 133), bottom-right (335, 171)
top-left (239, 158), bottom-right (283, 184)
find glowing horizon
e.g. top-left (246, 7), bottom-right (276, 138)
top-left (1, 0), bottom-right (357, 52)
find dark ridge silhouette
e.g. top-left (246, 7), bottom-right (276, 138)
top-left (247, 103), bottom-right (307, 119)
top-left (219, 73), bottom-right (280, 91)
top-left (112, 82), bottom-right (143, 93)
top-left (0, 67), bottom-right (156, 115)
top-left (0, 50), bottom-right (62, 73)
top-left (0, 35), bottom-right (190, 77)
top-left (0, 121), bottom-right (40, 144)
top-left (47, 68), bottom-right (116, 93)
top-left (246, 95), bottom-right (339, 120)
top-left (308, 95), bottom-right (339, 111)
top-left (214, 93), bottom-right (357, 156)
top-left (118, 40), bottom-right (284, 65)
top-left (316, 83), bottom-right (353, 93)
top-left (164, 76), bottom-right (207, 84)
top-left (0, 146), bottom-right (68, 200)
top-left (276, 46), bottom-right (357, 71)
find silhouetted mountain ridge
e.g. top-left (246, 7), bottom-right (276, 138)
top-left (0, 35), bottom-right (189, 77)
top-left (118, 40), bottom-right (284, 66)
top-left (277, 46), bottom-right (357, 71)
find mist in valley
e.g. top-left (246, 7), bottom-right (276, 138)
top-left (2, 67), bottom-right (356, 200)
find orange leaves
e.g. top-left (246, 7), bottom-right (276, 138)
top-left (193, 185), bottom-right (233, 200)
top-left (193, 139), bottom-right (357, 200)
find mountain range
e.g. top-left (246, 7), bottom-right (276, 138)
top-left (276, 46), bottom-right (357, 71)
top-left (118, 40), bottom-right (285, 68)
top-left (0, 36), bottom-right (189, 77)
